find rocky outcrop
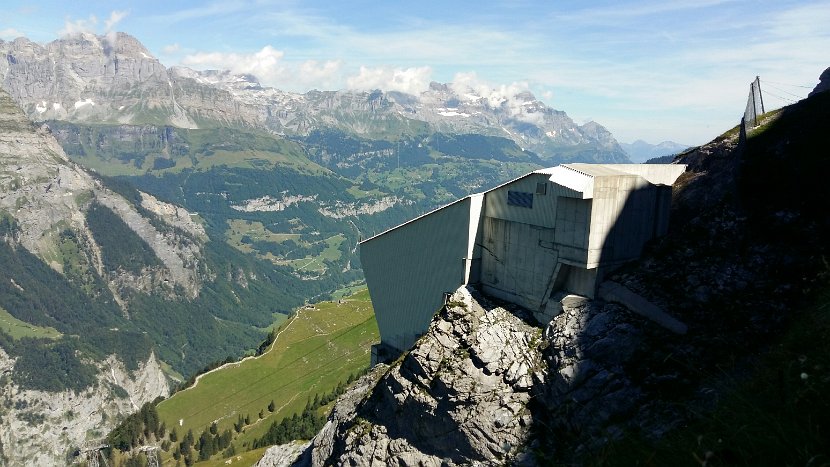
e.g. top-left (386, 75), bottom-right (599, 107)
top-left (255, 441), bottom-right (311, 467)
top-left (0, 349), bottom-right (169, 466)
top-left (281, 286), bottom-right (693, 466)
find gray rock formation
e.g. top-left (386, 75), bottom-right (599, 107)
top-left (0, 87), bottom-right (194, 465)
top-left (279, 286), bottom-right (690, 466)
top-left (0, 88), bottom-right (206, 301)
top-left (255, 441), bottom-right (311, 467)
top-left (0, 348), bottom-right (169, 466)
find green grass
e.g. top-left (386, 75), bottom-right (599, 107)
top-left (225, 219), bottom-right (306, 255)
top-left (277, 234), bottom-right (345, 274)
top-left (156, 288), bottom-right (377, 462)
top-left (226, 219), bottom-right (346, 275)
top-left (587, 282), bottom-right (830, 466)
top-left (0, 306), bottom-right (62, 340)
top-left (193, 446), bottom-right (272, 466)
top-left (330, 281), bottom-right (368, 301)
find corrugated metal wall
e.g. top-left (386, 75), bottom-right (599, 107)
top-left (360, 196), bottom-right (480, 353)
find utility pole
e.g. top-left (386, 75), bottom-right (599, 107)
top-left (756, 76), bottom-right (765, 114)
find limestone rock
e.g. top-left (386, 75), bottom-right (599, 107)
top-left (294, 286), bottom-right (693, 465)
top-left (255, 441), bottom-right (310, 467)
top-left (0, 350), bottom-right (169, 466)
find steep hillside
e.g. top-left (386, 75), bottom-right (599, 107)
top-left (0, 87), bottom-right (335, 465)
top-left (267, 88), bottom-right (830, 465)
top-left (0, 32), bottom-right (629, 165)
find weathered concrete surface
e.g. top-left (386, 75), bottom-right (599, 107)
top-left (598, 281), bottom-right (687, 334)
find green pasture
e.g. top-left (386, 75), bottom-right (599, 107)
top-left (0, 306), bottom-right (62, 340)
top-left (157, 288), bottom-right (377, 461)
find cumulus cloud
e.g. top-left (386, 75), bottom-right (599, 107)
top-left (0, 28), bottom-right (24, 40)
top-left (451, 72), bottom-right (530, 106)
top-left (346, 66), bottom-right (432, 94)
top-left (58, 10), bottom-right (127, 37)
top-left (183, 46), bottom-right (285, 82)
top-left (297, 60), bottom-right (344, 90)
top-left (449, 72), bottom-right (545, 123)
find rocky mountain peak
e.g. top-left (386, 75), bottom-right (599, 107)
top-left (0, 31), bottom-right (629, 163)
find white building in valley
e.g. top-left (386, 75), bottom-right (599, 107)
top-left (360, 163), bottom-right (687, 362)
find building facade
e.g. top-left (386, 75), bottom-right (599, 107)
top-left (360, 163), bottom-right (686, 362)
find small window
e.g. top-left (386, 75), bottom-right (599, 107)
top-left (507, 190), bottom-right (533, 208)
top-left (536, 182), bottom-right (547, 195)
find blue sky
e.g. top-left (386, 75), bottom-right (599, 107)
top-left (1, 0), bottom-right (828, 145)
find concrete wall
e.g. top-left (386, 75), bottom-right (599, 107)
top-left (484, 173), bottom-right (558, 228)
top-left (480, 217), bottom-right (559, 311)
top-left (586, 175), bottom-right (659, 268)
top-left (360, 196), bottom-right (482, 353)
top-left (554, 196), bottom-right (592, 266)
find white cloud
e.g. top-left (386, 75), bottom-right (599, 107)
top-left (449, 72), bottom-right (546, 123)
top-left (0, 28), bottom-right (24, 40)
top-left (183, 46), bottom-right (285, 79)
top-left (346, 66), bottom-right (433, 94)
top-left (297, 60), bottom-right (344, 90)
top-left (60, 14), bottom-right (98, 36)
top-left (105, 10), bottom-right (129, 31)
top-left (58, 10), bottom-right (128, 37)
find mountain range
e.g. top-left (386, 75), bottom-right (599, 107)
top-left (0, 32), bottom-right (629, 165)
top-left (619, 139), bottom-right (690, 162)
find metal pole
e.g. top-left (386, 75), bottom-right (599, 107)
top-left (756, 76), bottom-right (765, 114)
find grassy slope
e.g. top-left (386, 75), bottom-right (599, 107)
top-left (156, 288), bottom-right (378, 460)
top-left (589, 283), bottom-right (830, 466)
top-left (0, 306), bottom-right (61, 340)
top-left (588, 92), bottom-right (830, 465)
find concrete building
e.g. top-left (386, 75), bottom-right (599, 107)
top-left (360, 163), bottom-right (687, 362)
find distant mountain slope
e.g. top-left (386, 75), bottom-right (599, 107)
top-left (0, 86), bottom-right (348, 464)
top-left (0, 32), bottom-right (629, 165)
top-left (620, 139), bottom-right (690, 162)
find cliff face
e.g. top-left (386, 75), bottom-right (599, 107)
top-left (283, 287), bottom-right (689, 466)
top-left (0, 88), bottom-right (206, 302)
top-left (0, 348), bottom-right (169, 466)
top-left (0, 86), bottom-right (191, 465)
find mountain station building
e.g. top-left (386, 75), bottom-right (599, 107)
top-left (360, 163), bottom-right (687, 363)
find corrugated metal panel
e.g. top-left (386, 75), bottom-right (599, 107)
top-left (485, 174), bottom-right (559, 228)
top-left (361, 197), bottom-right (480, 353)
